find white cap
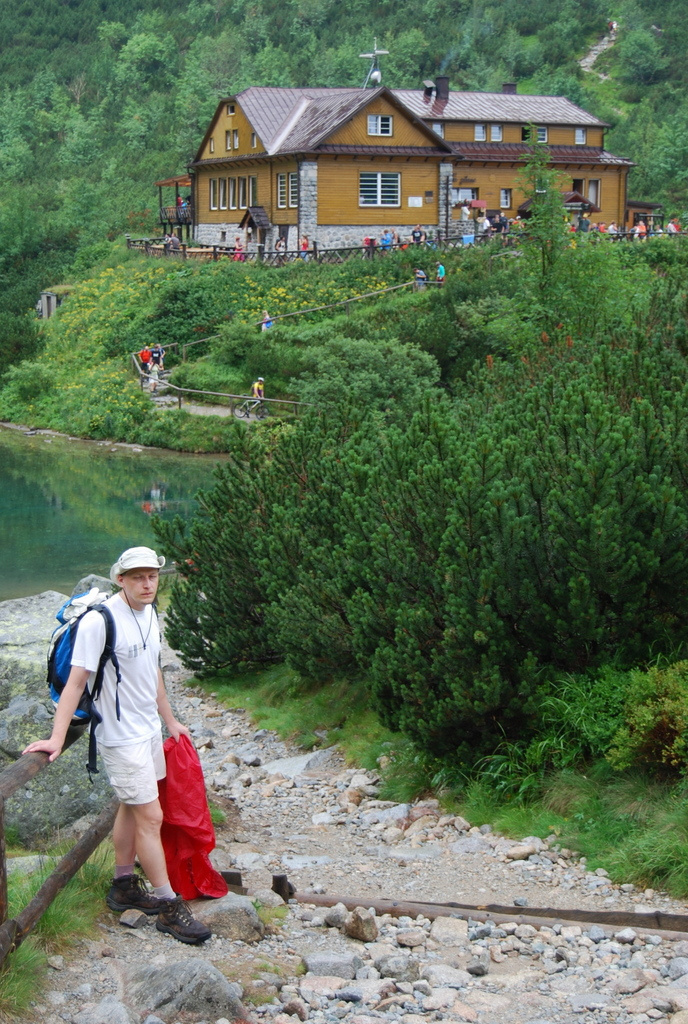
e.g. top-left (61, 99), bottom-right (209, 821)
top-left (110, 546), bottom-right (165, 583)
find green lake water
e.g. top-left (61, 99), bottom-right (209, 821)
top-left (0, 426), bottom-right (222, 602)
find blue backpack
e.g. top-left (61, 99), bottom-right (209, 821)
top-left (47, 589), bottom-right (122, 778)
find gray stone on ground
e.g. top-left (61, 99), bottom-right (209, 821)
top-left (429, 915), bottom-right (468, 944)
top-left (74, 994), bottom-right (139, 1024)
top-left (668, 957), bottom-right (688, 980)
top-left (374, 953), bottom-right (420, 982)
top-left (124, 960), bottom-right (248, 1020)
top-left (251, 887), bottom-right (285, 908)
top-left (421, 963), bottom-right (472, 988)
top-left (261, 747), bottom-right (337, 778)
top-left (192, 892), bottom-right (265, 942)
top-left (0, 590), bottom-right (68, 697)
top-left (324, 901), bottom-right (349, 928)
top-left (344, 906), bottom-right (379, 942)
top-left (302, 952), bottom-right (362, 979)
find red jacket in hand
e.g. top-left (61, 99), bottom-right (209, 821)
top-left (158, 734), bottom-right (228, 900)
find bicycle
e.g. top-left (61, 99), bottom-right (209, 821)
top-left (234, 399), bottom-right (269, 420)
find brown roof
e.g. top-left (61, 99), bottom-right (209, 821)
top-left (449, 142), bottom-right (634, 166)
top-left (195, 87), bottom-right (453, 163)
top-left (154, 174), bottom-right (192, 187)
top-left (393, 89), bottom-right (609, 127)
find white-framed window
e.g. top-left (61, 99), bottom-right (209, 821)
top-left (225, 130), bottom-right (232, 150)
top-left (474, 123), bottom-right (486, 141)
top-left (490, 124), bottom-right (503, 141)
top-left (251, 132), bottom-right (257, 148)
top-left (537, 126), bottom-right (548, 143)
top-left (249, 176), bottom-right (257, 205)
top-left (359, 171), bottom-right (400, 206)
top-left (226, 103), bottom-right (235, 115)
top-left (432, 122), bottom-right (444, 137)
top-left (453, 186), bottom-right (478, 203)
top-left (228, 177), bottom-right (237, 209)
top-left (209, 137), bottom-right (215, 153)
top-left (588, 179), bottom-right (601, 205)
top-left (288, 171), bottom-right (298, 208)
top-left (277, 173), bottom-right (287, 208)
top-left (219, 178), bottom-right (227, 209)
top-left (232, 128), bottom-right (239, 148)
top-left (209, 178), bottom-right (218, 210)
top-left (500, 188), bottom-right (512, 209)
top-left (575, 127), bottom-right (587, 145)
top-left (238, 176), bottom-right (247, 208)
top-left (367, 114), bottom-right (393, 136)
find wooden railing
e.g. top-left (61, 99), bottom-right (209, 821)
top-left (158, 206), bottom-right (193, 225)
top-left (125, 236), bottom-right (487, 263)
top-left (0, 729), bottom-right (118, 967)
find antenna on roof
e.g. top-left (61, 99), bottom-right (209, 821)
top-left (359, 38), bottom-right (389, 88)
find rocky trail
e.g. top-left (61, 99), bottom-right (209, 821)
top-left (579, 28), bottom-right (617, 78)
top-left (17, 626), bottom-right (688, 1024)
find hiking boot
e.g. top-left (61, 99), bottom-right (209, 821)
top-left (155, 896), bottom-right (211, 945)
top-left (105, 873), bottom-right (163, 915)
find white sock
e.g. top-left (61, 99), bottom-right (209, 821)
top-left (153, 883), bottom-right (176, 900)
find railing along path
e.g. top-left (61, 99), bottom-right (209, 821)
top-left (0, 729), bottom-right (119, 966)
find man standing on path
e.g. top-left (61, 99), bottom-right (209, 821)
top-left (23, 547), bottom-right (211, 945)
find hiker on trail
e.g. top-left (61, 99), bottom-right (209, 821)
top-left (435, 261), bottom-right (446, 287)
top-left (148, 363), bottom-right (160, 393)
top-left (23, 547), bottom-right (211, 945)
top-left (414, 267), bottom-right (427, 291)
top-left (150, 344), bottom-right (165, 370)
top-left (138, 346), bottom-right (152, 374)
top-left (261, 310), bottom-right (273, 331)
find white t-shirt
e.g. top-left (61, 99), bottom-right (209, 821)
top-left (71, 594), bottom-right (161, 747)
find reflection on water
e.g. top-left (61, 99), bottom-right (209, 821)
top-left (0, 427), bottom-right (222, 601)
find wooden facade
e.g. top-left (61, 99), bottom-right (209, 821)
top-left (187, 84), bottom-right (633, 247)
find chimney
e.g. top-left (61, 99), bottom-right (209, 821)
top-left (423, 79), bottom-right (434, 99)
top-left (502, 82), bottom-right (517, 94)
top-left (435, 76), bottom-right (449, 101)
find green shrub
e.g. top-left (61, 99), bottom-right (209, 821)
top-left (608, 661), bottom-right (688, 775)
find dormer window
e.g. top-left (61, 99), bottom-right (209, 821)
top-left (432, 122), bottom-right (444, 137)
top-left (522, 126), bottom-right (548, 143)
top-left (368, 114), bottom-right (393, 136)
top-left (474, 124), bottom-right (486, 141)
top-left (575, 128), bottom-right (587, 145)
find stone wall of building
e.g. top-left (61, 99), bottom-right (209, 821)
top-left (298, 161), bottom-right (318, 243)
top-left (194, 221), bottom-right (242, 246)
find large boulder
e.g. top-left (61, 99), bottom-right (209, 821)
top-left (123, 960), bottom-right (250, 1021)
top-left (0, 591), bottom-right (68, 702)
top-left (0, 591), bottom-right (112, 843)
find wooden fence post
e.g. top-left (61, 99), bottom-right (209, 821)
top-left (0, 797), bottom-right (7, 927)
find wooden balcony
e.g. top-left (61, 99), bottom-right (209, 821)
top-left (159, 205), bottom-right (193, 225)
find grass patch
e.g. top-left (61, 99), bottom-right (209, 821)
top-left (209, 801), bottom-right (227, 826)
top-left (254, 904), bottom-right (289, 929)
top-left (1, 845), bottom-right (114, 1017)
top-left (454, 761), bottom-right (688, 897)
top-left (192, 664), bottom-right (400, 770)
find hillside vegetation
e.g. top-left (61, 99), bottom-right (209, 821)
top-left (2, 0), bottom-right (688, 379)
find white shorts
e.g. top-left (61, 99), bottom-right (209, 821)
top-left (98, 732), bottom-right (166, 805)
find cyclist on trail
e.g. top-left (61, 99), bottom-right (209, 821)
top-left (249, 376), bottom-right (265, 413)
